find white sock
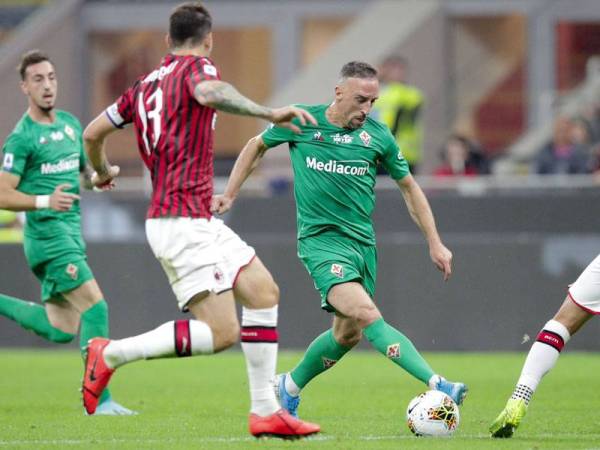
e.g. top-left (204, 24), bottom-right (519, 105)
top-left (285, 372), bottom-right (301, 397)
top-left (513, 319), bottom-right (570, 404)
top-left (241, 306), bottom-right (280, 416)
top-left (104, 320), bottom-right (213, 369)
top-left (427, 374), bottom-right (443, 390)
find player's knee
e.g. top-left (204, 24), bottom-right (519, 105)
top-left (356, 304), bottom-right (381, 328)
top-left (212, 320), bottom-right (240, 352)
top-left (264, 280), bottom-right (280, 307)
top-left (247, 279), bottom-right (279, 309)
top-left (335, 328), bottom-right (362, 348)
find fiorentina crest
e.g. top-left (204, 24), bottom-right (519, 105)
top-left (66, 263), bottom-right (78, 280)
top-left (330, 263), bottom-right (344, 278)
top-left (64, 125), bottom-right (76, 141)
top-left (359, 130), bottom-right (371, 147)
top-left (322, 357), bottom-right (337, 369)
top-left (386, 343), bottom-right (401, 359)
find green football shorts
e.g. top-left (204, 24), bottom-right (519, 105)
top-left (297, 231), bottom-right (377, 312)
top-left (23, 233), bottom-right (94, 302)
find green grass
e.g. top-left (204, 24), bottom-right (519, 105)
top-left (1, 350), bottom-right (599, 449)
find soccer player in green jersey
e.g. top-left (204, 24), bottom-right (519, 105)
top-left (212, 61), bottom-right (467, 419)
top-left (0, 50), bottom-right (133, 415)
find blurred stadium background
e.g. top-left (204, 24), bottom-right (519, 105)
top-left (1, 0), bottom-right (600, 351)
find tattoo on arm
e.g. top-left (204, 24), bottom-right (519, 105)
top-left (194, 81), bottom-right (272, 119)
top-left (81, 165), bottom-right (95, 190)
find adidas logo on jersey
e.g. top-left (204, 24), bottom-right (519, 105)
top-left (306, 157), bottom-right (368, 176)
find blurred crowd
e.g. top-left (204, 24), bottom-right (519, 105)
top-left (534, 105), bottom-right (600, 175)
top-left (433, 134), bottom-right (491, 177)
top-left (374, 53), bottom-right (600, 178)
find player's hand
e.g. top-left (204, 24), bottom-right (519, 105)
top-left (429, 241), bottom-right (452, 281)
top-left (49, 183), bottom-right (80, 211)
top-left (270, 106), bottom-right (317, 134)
top-left (91, 165), bottom-right (120, 191)
top-left (210, 194), bottom-right (235, 215)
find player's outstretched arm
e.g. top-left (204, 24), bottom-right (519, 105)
top-left (81, 165), bottom-right (96, 191)
top-left (211, 134), bottom-right (268, 215)
top-left (0, 172), bottom-right (79, 212)
top-left (194, 80), bottom-right (316, 133)
top-left (396, 175), bottom-right (453, 281)
top-left (83, 113), bottom-right (120, 190)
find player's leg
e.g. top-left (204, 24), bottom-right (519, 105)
top-left (234, 256), bottom-right (320, 438)
top-left (490, 296), bottom-right (592, 438)
top-left (62, 276), bottom-right (135, 415)
top-left (491, 255), bottom-right (600, 437)
top-left (329, 282), bottom-right (466, 404)
top-left (0, 291), bottom-right (75, 343)
top-left (329, 282), bottom-right (432, 381)
top-left (518, 298), bottom-right (591, 400)
top-left (279, 315), bottom-right (357, 417)
top-left (61, 279), bottom-right (106, 356)
top-left (83, 217), bottom-right (230, 414)
top-left (278, 235), bottom-right (363, 416)
top-left (93, 290), bottom-right (224, 368)
top-left (82, 289), bottom-right (220, 415)
top-left (0, 236), bottom-right (77, 343)
top-left (233, 257), bottom-right (280, 417)
top-left (42, 241), bottom-right (116, 410)
top-left (208, 219), bottom-right (284, 417)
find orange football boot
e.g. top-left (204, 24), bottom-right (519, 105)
top-left (82, 338), bottom-right (115, 415)
top-left (249, 409), bottom-right (320, 439)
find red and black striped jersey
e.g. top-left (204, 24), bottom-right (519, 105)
top-left (105, 53), bottom-right (220, 218)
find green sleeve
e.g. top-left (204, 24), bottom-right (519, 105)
top-left (381, 130), bottom-right (410, 180)
top-left (1, 132), bottom-right (30, 177)
top-left (261, 122), bottom-right (298, 148)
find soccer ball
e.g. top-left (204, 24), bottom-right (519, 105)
top-left (406, 390), bottom-right (459, 437)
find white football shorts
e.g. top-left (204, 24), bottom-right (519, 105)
top-left (146, 217), bottom-right (255, 311)
top-left (568, 253), bottom-right (600, 314)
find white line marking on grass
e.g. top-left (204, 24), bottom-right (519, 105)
top-left (4, 433), bottom-right (600, 446)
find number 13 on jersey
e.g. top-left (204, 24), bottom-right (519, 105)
top-left (138, 88), bottom-right (163, 155)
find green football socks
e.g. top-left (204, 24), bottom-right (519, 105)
top-left (364, 318), bottom-right (435, 384)
top-left (0, 293), bottom-right (75, 343)
top-left (290, 329), bottom-right (352, 389)
top-left (80, 300), bottom-right (111, 404)
top-left (0, 293), bottom-right (113, 404)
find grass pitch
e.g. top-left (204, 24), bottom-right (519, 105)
top-left (0, 350), bottom-right (599, 449)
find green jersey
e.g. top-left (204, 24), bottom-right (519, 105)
top-left (1, 110), bottom-right (85, 239)
top-left (261, 103), bottom-right (409, 245)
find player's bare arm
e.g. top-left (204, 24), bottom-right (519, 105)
top-left (81, 165), bottom-right (96, 191)
top-left (396, 174), bottom-right (452, 280)
top-left (194, 80), bottom-right (316, 133)
top-left (211, 134), bottom-right (268, 215)
top-left (83, 113), bottom-right (120, 190)
top-left (0, 171), bottom-right (79, 212)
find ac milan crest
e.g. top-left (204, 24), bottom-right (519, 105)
top-left (214, 267), bottom-right (224, 284)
